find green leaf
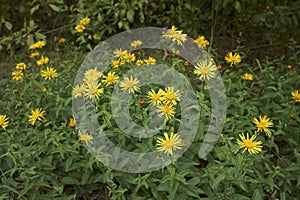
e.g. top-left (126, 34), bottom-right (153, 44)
top-left (127, 9), bottom-right (135, 23)
top-left (49, 4), bottom-right (61, 12)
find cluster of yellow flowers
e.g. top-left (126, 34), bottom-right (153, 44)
top-left (162, 25), bottom-right (187, 45)
top-left (75, 17), bottom-right (90, 33)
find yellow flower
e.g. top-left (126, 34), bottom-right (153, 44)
top-left (162, 25), bottom-right (187, 45)
top-left (72, 84), bottom-right (85, 98)
top-left (80, 17), bottom-right (90, 25)
top-left (113, 48), bottom-right (128, 58)
top-left (37, 56), bottom-right (49, 66)
top-left (237, 133), bottom-right (262, 154)
top-left (30, 52), bottom-right (40, 58)
top-left (156, 132), bottom-right (182, 155)
top-left (41, 87), bottom-right (47, 92)
top-left (131, 40), bottom-right (143, 48)
top-left (12, 70), bottom-right (23, 81)
top-left (83, 82), bottom-right (104, 100)
top-left (291, 90), bottom-right (300, 102)
top-left (111, 59), bottom-right (125, 68)
top-left (242, 73), bottom-right (253, 81)
top-left (225, 52), bottom-right (241, 66)
top-left (16, 62), bottom-right (26, 70)
top-left (41, 67), bottom-right (58, 80)
top-left (194, 60), bottom-right (217, 80)
top-left (119, 76), bottom-right (140, 94)
top-left (0, 114), bottom-right (9, 130)
top-left (69, 118), bottom-right (76, 127)
top-left (253, 115), bottom-right (274, 136)
top-left (194, 35), bottom-right (209, 48)
top-left (75, 24), bottom-right (85, 33)
top-left (156, 102), bottom-right (176, 120)
top-left (146, 89), bottom-right (164, 105)
top-left (93, 33), bottom-right (101, 41)
top-left (29, 41), bottom-right (46, 50)
top-left (161, 87), bottom-right (181, 105)
top-left (136, 59), bottom-right (143, 66)
top-left (144, 56), bottom-right (156, 64)
top-left (78, 132), bottom-right (93, 144)
top-left (102, 71), bottom-right (119, 86)
top-left (28, 108), bottom-right (46, 126)
top-left (184, 61), bottom-right (189, 66)
top-left (83, 68), bottom-right (102, 84)
top-left (123, 52), bottom-right (136, 63)
top-left (287, 65), bottom-right (292, 69)
top-left (58, 37), bottom-right (66, 44)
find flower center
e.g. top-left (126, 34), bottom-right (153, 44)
top-left (258, 122), bottom-right (266, 129)
top-left (244, 140), bottom-right (254, 149)
top-left (200, 66), bottom-right (210, 75)
top-left (165, 93), bottom-right (175, 100)
top-left (152, 94), bottom-right (160, 101)
top-left (164, 139), bottom-right (174, 148)
top-left (163, 106), bottom-right (171, 113)
top-left (295, 94), bottom-right (300, 100)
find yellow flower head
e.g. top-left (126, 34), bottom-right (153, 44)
top-left (113, 49), bottom-right (128, 58)
top-left (119, 76), bottom-right (140, 94)
top-left (28, 108), bottom-right (46, 126)
top-left (12, 70), bottom-right (23, 81)
top-left (69, 118), bottom-right (76, 127)
top-left (131, 40), bottom-right (143, 48)
top-left (146, 89), bottom-right (164, 105)
top-left (16, 62), bottom-right (26, 70)
top-left (102, 71), bottom-right (119, 86)
top-left (41, 87), bottom-right (47, 92)
top-left (161, 87), bottom-right (181, 105)
top-left (144, 56), bottom-right (156, 64)
top-left (93, 33), bottom-right (101, 41)
top-left (163, 25), bottom-right (187, 45)
top-left (156, 132), bottom-right (182, 155)
top-left (194, 35), bottom-right (209, 48)
top-left (225, 52), bottom-right (241, 66)
top-left (242, 73), bottom-right (253, 81)
top-left (83, 68), bottom-right (102, 84)
top-left (194, 60), bottom-right (217, 80)
top-left (123, 52), bottom-right (136, 63)
top-left (0, 114), bottom-right (9, 130)
top-left (72, 84), bottom-right (85, 98)
top-left (253, 115), bottom-right (274, 136)
top-left (37, 56), bottom-right (49, 66)
top-left (30, 52), bottom-right (40, 58)
top-left (41, 67), bottom-right (58, 80)
top-left (75, 24), bottom-right (85, 33)
top-left (83, 82), bottom-right (104, 101)
top-left (156, 102), bottom-right (176, 120)
top-left (291, 90), bottom-right (300, 102)
top-left (80, 17), bottom-right (90, 25)
top-left (136, 59), bottom-right (143, 67)
top-left (58, 38), bottom-right (66, 44)
top-left (78, 132), bottom-right (93, 144)
top-left (237, 133), bottom-right (262, 154)
top-left (111, 59), bottom-right (125, 68)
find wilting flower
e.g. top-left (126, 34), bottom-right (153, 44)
top-left (242, 73), bottom-right (253, 81)
top-left (37, 56), bottom-right (49, 66)
top-left (144, 56), bottom-right (156, 64)
top-left (16, 62), bottom-right (26, 70)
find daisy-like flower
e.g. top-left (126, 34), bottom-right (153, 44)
top-left (291, 90), bottom-right (300, 102)
top-left (58, 38), bottom-right (66, 44)
top-left (162, 25), bottom-right (187, 45)
top-left (156, 102), bottom-right (176, 120)
top-left (120, 76), bottom-right (140, 94)
top-left (30, 52), bottom-right (40, 58)
top-left (113, 49), bottom-right (128, 58)
top-left (242, 73), bottom-right (253, 81)
top-left (84, 82), bottom-right (104, 100)
top-left (29, 41), bottom-right (46, 50)
top-left (225, 52), bottom-right (241, 66)
top-left (136, 59), bottom-right (143, 66)
top-left (146, 89), bottom-right (164, 105)
top-left (161, 87), bottom-right (181, 105)
top-left (93, 33), bottom-right (101, 41)
top-left (75, 24), bottom-right (85, 33)
top-left (123, 52), bottom-right (136, 63)
top-left (102, 71), bottom-right (119, 86)
top-left (37, 56), bottom-right (49, 66)
top-left (131, 40), bottom-right (142, 48)
top-left (156, 132), bottom-right (182, 155)
top-left (28, 108), bottom-right (46, 126)
top-left (237, 133), bottom-right (262, 154)
top-left (69, 117), bottom-right (76, 127)
top-left (0, 114), bottom-right (9, 130)
top-left (80, 17), bottom-right (90, 25)
top-left (16, 62), bottom-right (26, 70)
top-left (111, 59), bottom-right (125, 68)
top-left (83, 68), bottom-right (102, 84)
top-left (12, 70), bottom-right (23, 81)
top-left (144, 56), bottom-right (156, 64)
top-left (253, 115), bottom-right (274, 136)
top-left (41, 67), bottom-right (58, 80)
top-left (78, 132), bottom-right (93, 144)
top-left (194, 35), bottom-right (209, 48)
top-left (194, 60), bottom-right (217, 80)
top-left (72, 84), bottom-right (85, 98)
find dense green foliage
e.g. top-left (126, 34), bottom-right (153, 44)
top-left (0, 0), bottom-right (300, 199)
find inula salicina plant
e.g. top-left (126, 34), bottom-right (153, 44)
top-left (1, 1), bottom-right (300, 199)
